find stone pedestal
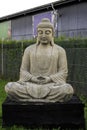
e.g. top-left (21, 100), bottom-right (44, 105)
top-left (2, 95), bottom-right (85, 129)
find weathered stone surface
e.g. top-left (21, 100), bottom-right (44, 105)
top-left (5, 18), bottom-right (74, 103)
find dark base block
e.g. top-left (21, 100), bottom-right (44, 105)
top-left (2, 95), bottom-right (85, 129)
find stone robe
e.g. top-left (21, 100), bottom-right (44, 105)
top-left (5, 43), bottom-right (74, 102)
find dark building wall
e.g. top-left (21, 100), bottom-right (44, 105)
top-left (11, 16), bottom-right (33, 40)
top-left (1, 2), bottom-right (87, 40)
top-left (11, 11), bottom-right (52, 40)
top-left (33, 11), bottom-right (52, 37)
top-left (57, 2), bottom-right (87, 37)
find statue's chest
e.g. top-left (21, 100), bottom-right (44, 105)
top-left (36, 48), bottom-right (51, 59)
top-left (36, 48), bottom-right (52, 69)
top-left (30, 47), bottom-right (54, 70)
top-left (30, 47), bottom-right (58, 71)
top-left (31, 47), bottom-right (53, 60)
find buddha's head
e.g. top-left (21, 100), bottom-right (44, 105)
top-left (37, 18), bottom-right (54, 45)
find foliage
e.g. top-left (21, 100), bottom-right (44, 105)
top-left (54, 37), bottom-right (87, 48)
top-left (0, 80), bottom-right (8, 129)
top-left (0, 37), bottom-right (87, 48)
top-left (0, 38), bottom-right (87, 96)
top-left (0, 38), bottom-right (87, 129)
top-left (80, 95), bottom-right (87, 107)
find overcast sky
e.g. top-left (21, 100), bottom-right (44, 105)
top-left (0, 0), bottom-right (59, 18)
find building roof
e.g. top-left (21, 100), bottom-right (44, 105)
top-left (0, 0), bottom-right (86, 22)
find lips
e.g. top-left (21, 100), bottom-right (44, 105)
top-left (41, 37), bottom-right (47, 41)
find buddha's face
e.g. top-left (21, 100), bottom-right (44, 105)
top-left (37, 28), bottom-right (53, 45)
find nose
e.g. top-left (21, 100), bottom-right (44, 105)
top-left (42, 32), bottom-right (46, 37)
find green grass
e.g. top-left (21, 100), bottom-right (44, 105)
top-left (0, 80), bottom-right (7, 116)
top-left (0, 79), bottom-right (87, 130)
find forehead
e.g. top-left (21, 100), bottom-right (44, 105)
top-left (38, 28), bottom-right (52, 31)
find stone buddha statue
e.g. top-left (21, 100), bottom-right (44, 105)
top-left (5, 18), bottom-right (74, 102)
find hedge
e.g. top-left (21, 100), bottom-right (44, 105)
top-left (0, 38), bottom-right (87, 96)
top-left (0, 37), bottom-right (87, 48)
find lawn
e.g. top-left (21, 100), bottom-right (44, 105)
top-left (0, 79), bottom-right (87, 130)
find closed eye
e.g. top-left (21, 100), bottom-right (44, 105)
top-left (45, 30), bottom-right (51, 34)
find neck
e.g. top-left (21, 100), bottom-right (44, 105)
top-left (37, 41), bottom-right (52, 46)
top-left (41, 42), bottom-right (50, 46)
top-left (40, 43), bottom-right (51, 48)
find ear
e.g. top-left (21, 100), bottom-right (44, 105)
top-left (36, 37), bottom-right (40, 45)
top-left (52, 30), bottom-right (54, 37)
top-left (50, 37), bottom-right (54, 46)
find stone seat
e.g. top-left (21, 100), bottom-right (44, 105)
top-left (2, 95), bottom-right (85, 129)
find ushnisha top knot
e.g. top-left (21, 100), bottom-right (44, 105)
top-left (37, 18), bottom-right (54, 31)
top-left (41, 18), bottom-right (50, 23)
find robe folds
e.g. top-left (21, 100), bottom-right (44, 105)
top-left (5, 43), bottom-right (74, 102)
